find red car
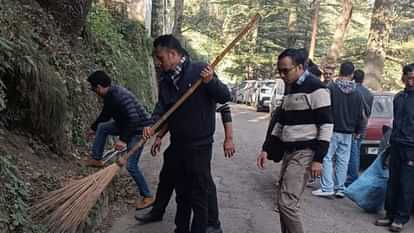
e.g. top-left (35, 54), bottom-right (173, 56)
top-left (360, 92), bottom-right (394, 169)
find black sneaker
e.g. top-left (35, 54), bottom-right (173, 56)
top-left (375, 218), bottom-right (392, 227)
top-left (389, 222), bottom-right (403, 232)
top-left (135, 211), bottom-right (163, 224)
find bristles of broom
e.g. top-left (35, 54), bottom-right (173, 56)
top-left (31, 14), bottom-right (259, 233)
top-left (31, 164), bottom-right (120, 233)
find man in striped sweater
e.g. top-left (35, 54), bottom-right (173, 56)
top-left (257, 48), bottom-right (333, 233)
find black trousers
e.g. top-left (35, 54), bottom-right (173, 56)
top-left (385, 144), bottom-right (414, 224)
top-left (151, 144), bottom-right (219, 232)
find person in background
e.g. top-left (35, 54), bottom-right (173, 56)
top-left (322, 63), bottom-right (336, 85)
top-left (312, 61), bottom-right (366, 198)
top-left (345, 69), bottom-right (374, 186)
top-left (375, 63), bottom-right (414, 232)
top-left (85, 70), bottom-right (154, 210)
top-left (308, 61), bottom-right (322, 80)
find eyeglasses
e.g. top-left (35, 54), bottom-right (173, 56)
top-left (278, 66), bottom-right (297, 75)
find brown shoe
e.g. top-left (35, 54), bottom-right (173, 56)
top-left (136, 197), bottom-right (155, 210)
top-left (84, 158), bottom-right (105, 167)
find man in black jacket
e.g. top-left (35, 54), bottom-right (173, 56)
top-left (136, 103), bottom-right (234, 233)
top-left (143, 35), bottom-right (231, 233)
top-left (313, 62), bottom-right (366, 198)
top-left (85, 70), bottom-right (154, 210)
top-left (375, 63), bottom-right (414, 232)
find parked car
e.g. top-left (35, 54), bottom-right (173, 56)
top-left (360, 92), bottom-right (394, 169)
top-left (269, 79), bottom-right (285, 113)
top-left (255, 80), bottom-right (275, 112)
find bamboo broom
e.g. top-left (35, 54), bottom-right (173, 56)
top-left (31, 14), bottom-right (259, 233)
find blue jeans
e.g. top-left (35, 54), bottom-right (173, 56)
top-left (321, 132), bottom-right (353, 193)
top-left (345, 137), bottom-right (362, 186)
top-left (92, 121), bottom-right (152, 197)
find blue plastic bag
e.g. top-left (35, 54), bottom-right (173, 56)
top-left (344, 128), bottom-right (391, 213)
top-left (344, 153), bottom-right (389, 213)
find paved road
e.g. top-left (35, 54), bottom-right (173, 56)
top-left (108, 104), bottom-right (414, 233)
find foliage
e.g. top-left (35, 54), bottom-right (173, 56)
top-left (86, 5), bottom-right (155, 109)
top-left (182, 0), bottom-right (414, 89)
top-left (0, 36), bottom-right (68, 151)
top-left (0, 155), bottom-right (46, 233)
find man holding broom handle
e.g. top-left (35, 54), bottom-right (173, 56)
top-left (85, 70), bottom-right (155, 210)
top-left (143, 35), bottom-right (231, 233)
top-left (137, 103), bottom-right (235, 233)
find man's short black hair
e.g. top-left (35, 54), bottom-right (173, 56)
top-left (278, 48), bottom-right (306, 67)
top-left (353, 69), bottom-right (365, 83)
top-left (87, 70), bottom-right (111, 88)
top-left (309, 65), bottom-right (322, 79)
top-left (339, 61), bottom-right (355, 77)
top-left (403, 63), bottom-right (414, 75)
top-left (153, 34), bottom-right (188, 56)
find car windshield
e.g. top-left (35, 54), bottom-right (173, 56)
top-left (371, 95), bottom-right (393, 118)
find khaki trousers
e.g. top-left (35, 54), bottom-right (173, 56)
top-left (275, 149), bottom-right (314, 233)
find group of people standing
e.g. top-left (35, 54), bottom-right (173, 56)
top-left (258, 47), bottom-right (414, 233)
top-left (83, 34), bottom-right (414, 233)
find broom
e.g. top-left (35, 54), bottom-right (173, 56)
top-left (31, 14), bottom-right (259, 233)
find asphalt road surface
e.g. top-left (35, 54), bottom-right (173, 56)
top-left (108, 104), bottom-right (414, 233)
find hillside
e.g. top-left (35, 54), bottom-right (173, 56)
top-left (0, 0), bottom-right (157, 232)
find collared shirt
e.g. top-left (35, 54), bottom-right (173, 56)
top-left (296, 70), bottom-right (309, 85)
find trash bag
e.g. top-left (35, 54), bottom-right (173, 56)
top-left (344, 127), bottom-right (392, 213)
top-left (344, 153), bottom-right (389, 213)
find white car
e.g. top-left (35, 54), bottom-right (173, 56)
top-left (255, 80), bottom-right (275, 112)
top-left (269, 79), bottom-right (285, 113)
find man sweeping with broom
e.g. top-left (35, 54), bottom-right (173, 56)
top-left (85, 70), bottom-right (155, 210)
top-left (143, 35), bottom-right (231, 233)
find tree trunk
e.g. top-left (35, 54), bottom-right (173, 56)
top-left (286, 0), bottom-right (299, 48)
top-left (323, 0), bottom-right (353, 66)
top-left (172, 0), bottom-right (184, 39)
top-left (36, 0), bottom-right (92, 36)
top-left (309, 0), bottom-right (320, 60)
top-left (151, 0), bottom-right (165, 37)
top-left (364, 0), bottom-right (394, 90)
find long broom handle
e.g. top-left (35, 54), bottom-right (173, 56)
top-left (117, 14), bottom-right (259, 166)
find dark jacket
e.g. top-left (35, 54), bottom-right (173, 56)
top-left (355, 83), bottom-right (374, 117)
top-left (262, 107), bottom-right (284, 162)
top-left (151, 59), bottom-right (231, 146)
top-left (390, 89), bottom-right (414, 147)
top-left (328, 80), bottom-right (367, 135)
top-left (91, 85), bottom-right (152, 142)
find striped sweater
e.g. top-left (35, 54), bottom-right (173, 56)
top-left (270, 74), bottom-right (333, 162)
